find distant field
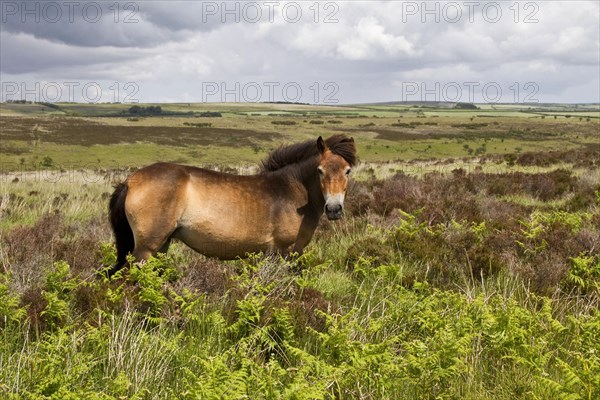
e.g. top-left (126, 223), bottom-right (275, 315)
top-left (1, 102), bottom-right (598, 170)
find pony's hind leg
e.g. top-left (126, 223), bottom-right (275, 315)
top-left (119, 162), bottom-right (187, 270)
top-left (130, 220), bottom-right (177, 265)
top-left (126, 187), bottom-right (182, 263)
top-left (158, 238), bottom-right (172, 254)
top-left (131, 233), bottom-right (174, 264)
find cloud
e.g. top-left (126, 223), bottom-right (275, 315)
top-left (0, 0), bottom-right (222, 47)
top-left (1, 0), bottom-right (598, 103)
top-left (336, 17), bottom-right (419, 60)
top-left (0, 31), bottom-right (145, 76)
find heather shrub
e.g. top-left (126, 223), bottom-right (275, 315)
top-left (1, 157), bottom-right (599, 399)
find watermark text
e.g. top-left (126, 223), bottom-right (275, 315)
top-left (400, 81), bottom-right (540, 103)
top-left (1, 81), bottom-right (140, 103)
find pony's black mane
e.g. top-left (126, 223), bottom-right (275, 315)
top-left (260, 134), bottom-right (357, 173)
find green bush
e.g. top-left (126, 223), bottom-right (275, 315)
top-left (1, 163), bottom-right (599, 399)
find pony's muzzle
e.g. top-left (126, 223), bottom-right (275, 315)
top-left (325, 203), bottom-right (343, 220)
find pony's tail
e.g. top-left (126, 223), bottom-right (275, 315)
top-left (108, 182), bottom-right (134, 277)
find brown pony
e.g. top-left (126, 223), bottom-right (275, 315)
top-left (107, 134), bottom-right (357, 275)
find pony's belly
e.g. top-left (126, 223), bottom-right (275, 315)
top-left (173, 226), bottom-right (279, 259)
top-left (176, 181), bottom-right (302, 258)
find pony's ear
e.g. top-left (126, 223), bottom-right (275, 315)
top-left (317, 136), bottom-right (326, 154)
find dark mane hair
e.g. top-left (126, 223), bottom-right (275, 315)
top-left (261, 134), bottom-right (357, 172)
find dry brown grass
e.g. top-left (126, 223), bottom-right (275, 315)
top-left (1, 116), bottom-right (283, 147)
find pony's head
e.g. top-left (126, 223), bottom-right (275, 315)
top-left (316, 135), bottom-right (355, 220)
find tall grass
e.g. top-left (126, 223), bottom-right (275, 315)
top-left (1, 159), bottom-right (599, 399)
top-left (0, 170), bottom-right (122, 229)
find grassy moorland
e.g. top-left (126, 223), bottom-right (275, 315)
top-left (1, 101), bottom-right (598, 168)
top-left (0, 102), bottom-right (599, 399)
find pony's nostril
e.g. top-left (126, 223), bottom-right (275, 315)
top-left (326, 204), bottom-right (342, 214)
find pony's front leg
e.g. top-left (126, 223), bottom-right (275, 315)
top-left (289, 244), bottom-right (304, 258)
top-left (280, 244), bottom-right (306, 273)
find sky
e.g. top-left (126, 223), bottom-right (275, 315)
top-left (1, 0), bottom-right (599, 104)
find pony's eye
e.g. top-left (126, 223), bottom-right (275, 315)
top-left (345, 168), bottom-right (352, 175)
top-left (318, 167), bottom-right (325, 176)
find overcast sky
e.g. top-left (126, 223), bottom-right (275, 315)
top-left (1, 0), bottom-right (599, 104)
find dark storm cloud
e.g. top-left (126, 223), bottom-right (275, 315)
top-left (0, 0), bottom-right (305, 49)
top-left (0, 0), bottom-right (228, 47)
top-left (0, 31), bottom-right (145, 74)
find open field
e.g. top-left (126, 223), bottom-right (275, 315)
top-left (1, 102), bottom-right (598, 168)
top-left (1, 102), bottom-right (599, 399)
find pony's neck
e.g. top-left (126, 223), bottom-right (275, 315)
top-left (297, 157), bottom-right (325, 214)
top-left (268, 156), bottom-right (325, 214)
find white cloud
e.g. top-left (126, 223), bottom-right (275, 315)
top-left (336, 17), bottom-right (419, 60)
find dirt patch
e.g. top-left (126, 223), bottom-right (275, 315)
top-left (1, 117), bottom-right (282, 147)
top-left (512, 146), bottom-right (600, 168)
top-left (337, 126), bottom-right (558, 142)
